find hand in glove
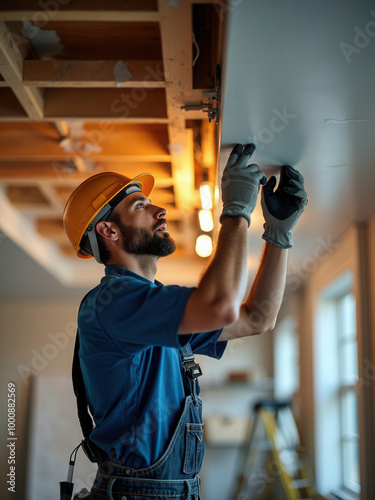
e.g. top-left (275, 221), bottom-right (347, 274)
top-left (220, 144), bottom-right (267, 226)
top-left (261, 165), bottom-right (307, 248)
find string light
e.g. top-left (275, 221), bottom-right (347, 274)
top-left (195, 235), bottom-right (213, 258)
top-left (198, 209), bottom-right (214, 232)
top-left (199, 183), bottom-right (212, 210)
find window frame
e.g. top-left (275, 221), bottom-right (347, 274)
top-left (335, 292), bottom-right (360, 495)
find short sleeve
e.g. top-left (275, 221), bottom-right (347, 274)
top-left (189, 329), bottom-right (227, 359)
top-left (95, 278), bottom-right (194, 354)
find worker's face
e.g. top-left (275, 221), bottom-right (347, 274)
top-left (115, 193), bottom-right (176, 257)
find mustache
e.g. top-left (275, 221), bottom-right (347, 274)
top-left (153, 219), bottom-right (167, 231)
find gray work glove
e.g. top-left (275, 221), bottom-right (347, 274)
top-left (220, 144), bottom-right (267, 226)
top-left (261, 165), bottom-right (308, 248)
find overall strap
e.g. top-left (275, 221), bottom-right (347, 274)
top-left (72, 288), bottom-right (109, 463)
top-left (180, 343), bottom-right (203, 379)
top-left (179, 343), bottom-right (202, 402)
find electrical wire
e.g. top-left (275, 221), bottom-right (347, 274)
top-left (192, 32), bottom-right (200, 67)
top-left (69, 442), bottom-right (82, 464)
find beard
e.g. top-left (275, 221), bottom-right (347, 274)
top-left (117, 220), bottom-right (176, 257)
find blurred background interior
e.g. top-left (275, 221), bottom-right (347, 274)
top-left (0, 1), bottom-right (374, 499)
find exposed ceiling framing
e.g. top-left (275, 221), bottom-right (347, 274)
top-left (0, 0), bottom-right (223, 286)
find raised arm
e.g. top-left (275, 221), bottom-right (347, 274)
top-left (219, 164), bottom-right (308, 340)
top-left (179, 144), bottom-right (266, 334)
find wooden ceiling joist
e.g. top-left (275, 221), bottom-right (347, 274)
top-left (0, 0), bottom-right (159, 21)
top-left (37, 182), bottom-right (65, 212)
top-left (53, 120), bottom-right (69, 138)
top-left (0, 159), bottom-right (173, 183)
top-left (35, 217), bottom-right (66, 242)
top-left (0, 0), bottom-right (222, 280)
top-left (0, 122), bottom-right (171, 160)
top-left (7, 185), bottom-right (49, 208)
top-left (158, 0), bottom-right (195, 214)
top-left (43, 87), bottom-right (167, 119)
top-left (23, 60), bottom-right (166, 88)
top-left (0, 11), bottom-right (161, 23)
top-left (0, 21), bottom-right (43, 119)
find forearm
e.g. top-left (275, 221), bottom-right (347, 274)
top-left (198, 216), bottom-right (249, 313)
top-left (179, 216), bottom-right (251, 334)
top-left (219, 241), bottom-right (287, 340)
top-left (244, 241), bottom-right (287, 331)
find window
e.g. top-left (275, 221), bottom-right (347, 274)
top-left (336, 293), bottom-right (360, 494)
top-left (314, 272), bottom-right (360, 497)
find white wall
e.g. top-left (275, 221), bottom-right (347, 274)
top-left (0, 298), bottom-right (81, 500)
top-left (298, 217), bottom-right (375, 499)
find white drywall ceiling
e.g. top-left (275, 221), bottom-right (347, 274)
top-left (220, 0), bottom-right (375, 281)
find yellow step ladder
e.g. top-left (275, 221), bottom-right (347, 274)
top-left (233, 400), bottom-right (316, 500)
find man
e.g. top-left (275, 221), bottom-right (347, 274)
top-left (63, 143), bottom-right (307, 500)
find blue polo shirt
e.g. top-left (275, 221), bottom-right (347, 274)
top-left (78, 264), bottom-right (227, 468)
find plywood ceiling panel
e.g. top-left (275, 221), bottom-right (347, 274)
top-left (43, 88), bottom-right (167, 119)
top-left (0, 88), bottom-right (28, 117)
top-left (26, 21), bottom-right (162, 60)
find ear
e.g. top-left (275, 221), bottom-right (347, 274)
top-left (95, 221), bottom-right (119, 241)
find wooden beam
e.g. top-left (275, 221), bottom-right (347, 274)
top-left (200, 119), bottom-right (216, 170)
top-left (0, 161), bottom-right (87, 183)
top-left (0, 115), bottom-right (170, 124)
top-left (158, 0), bottom-right (195, 212)
top-left (37, 182), bottom-right (65, 212)
top-left (53, 120), bottom-right (69, 138)
top-left (0, 122), bottom-right (170, 160)
top-left (51, 122), bottom-right (91, 174)
top-left (157, 0), bottom-right (198, 255)
top-left (6, 185), bottom-right (50, 209)
top-left (0, 11), bottom-right (161, 22)
top-left (35, 217), bottom-right (66, 242)
top-left (0, 21), bottom-right (44, 119)
top-left (23, 60), bottom-right (166, 88)
top-left (43, 87), bottom-right (167, 119)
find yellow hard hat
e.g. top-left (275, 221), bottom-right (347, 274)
top-left (63, 171), bottom-right (154, 262)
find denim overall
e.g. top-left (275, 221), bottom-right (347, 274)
top-left (89, 344), bottom-right (204, 500)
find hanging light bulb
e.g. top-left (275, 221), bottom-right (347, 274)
top-left (199, 182), bottom-right (212, 210)
top-left (198, 209), bottom-right (214, 232)
top-left (195, 234), bottom-right (213, 258)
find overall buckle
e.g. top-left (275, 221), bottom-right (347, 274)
top-left (185, 360), bottom-right (203, 379)
top-left (180, 350), bottom-right (203, 379)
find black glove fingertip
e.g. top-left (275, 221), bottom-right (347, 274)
top-left (264, 175), bottom-right (277, 191)
top-left (243, 143), bottom-right (256, 155)
top-left (231, 144), bottom-right (243, 156)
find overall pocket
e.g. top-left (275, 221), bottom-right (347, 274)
top-left (183, 423), bottom-right (205, 474)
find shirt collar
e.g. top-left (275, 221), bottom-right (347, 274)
top-left (105, 264), bottom-right (159, 284)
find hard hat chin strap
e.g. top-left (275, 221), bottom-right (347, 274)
top-left (84, 182), bottom-right (142, 264)
top-left (86, 204), bottom-right (111, 264)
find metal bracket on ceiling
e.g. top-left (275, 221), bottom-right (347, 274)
top-left (181, 65), bottom-right (221, 124)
